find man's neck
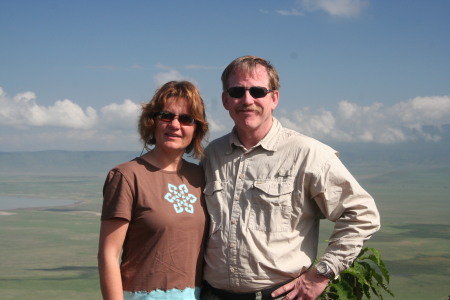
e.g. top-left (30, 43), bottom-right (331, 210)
top-left (235, 119), bottom-right (274, 149)
top-left (236, 133), bottom-right (260, 149)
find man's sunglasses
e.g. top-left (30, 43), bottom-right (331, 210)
top-left (154, 111), bottom-right (196, 125)
top-left (226, 86), bottom-right (274, 99)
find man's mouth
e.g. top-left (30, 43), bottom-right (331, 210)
top-left (237, 105), bottom-right (260, 114)
top-left (238, 108), bottom-right (259, 115)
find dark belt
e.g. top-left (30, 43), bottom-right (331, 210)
top-left (205, 280), bottom-right (289, 300)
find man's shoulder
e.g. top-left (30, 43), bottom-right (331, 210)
top-left (205, 133), bottom-right (231, 151)
top-left (279, 127), bottom-right (336, 154)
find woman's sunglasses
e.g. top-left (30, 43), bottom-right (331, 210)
top-left (226, 86), bottom-right (274, 99)
top-left (154, 111), bottom-right (196, 126)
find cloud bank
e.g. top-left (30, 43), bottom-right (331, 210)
top-left (0, 87), bottom-right (141, 151)
top-left (278, 96), bottom-right (450, 143)
top-left (0, 88), bottom-right (97, 129)
top-left (1, 86), bottom-right (449, 151)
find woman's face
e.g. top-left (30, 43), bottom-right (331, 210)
top-left (154, 97), bottom-right (196, 155)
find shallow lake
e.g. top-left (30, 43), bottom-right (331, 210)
top-left (0, 196), bottom-right (77, 210)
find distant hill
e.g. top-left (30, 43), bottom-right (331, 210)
top-left (331, 124), bottom-right (450, 167)
top-left (1, 134), bottom-right (449, 174)
top-left (0, 150), bottom-right (140, 174)
top-left (332, 140), bottom-right (450, 167)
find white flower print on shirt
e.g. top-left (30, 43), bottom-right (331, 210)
top-left (164, 183), bottom-right (197, 214)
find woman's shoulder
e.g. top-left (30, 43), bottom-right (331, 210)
top-left (107, 157), bottom-right (147, 176)
top-left (182, 158), bottom-right (202, 172)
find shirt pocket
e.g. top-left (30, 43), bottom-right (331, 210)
top-left (249, 179), bottom-right (294, 232)
top-left (203, 180), bottom-right (226, 237)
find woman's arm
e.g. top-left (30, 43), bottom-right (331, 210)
top-left (98, 218), bottom-right (129, 300)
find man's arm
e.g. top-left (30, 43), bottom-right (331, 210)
top-left (312, 153), bottom-right (380, 275)
top-left (273, 154), bottom-right (380, 299)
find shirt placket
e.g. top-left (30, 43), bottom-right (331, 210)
top-left (228, 151), bottom-right (247, 287)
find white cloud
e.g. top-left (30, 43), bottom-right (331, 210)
top-left (207, 117), bottom-right (228, 134)
top-left (33, 99), bottom-right (97, 129)
top-left (100, 99), bottom-right (141, 130)
top-left (278, 107), bottom-right (353, 142)
top-left (0, 87), bottom-right (97, 129)
top-left (391, 96), bottom-right (450, 125)
top-left (0, 86), bottom-right (141, 130)
top-left (299, 0), bottom-right (369, 17)
top-left (278, 95), bottom-right (450, 144)
top-left (153, 64), bottom-right (199, 89)
top-left (153, 69), bottom-right (185, 86)
top-left (0, 87), bottom-right (143, 151)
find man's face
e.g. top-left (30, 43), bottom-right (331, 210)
top-left (222, 64), bottom-right (279, 141)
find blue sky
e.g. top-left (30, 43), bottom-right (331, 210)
top-left (1, 0), bottom-right (449, 151)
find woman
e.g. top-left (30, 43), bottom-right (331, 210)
top-left (98, 81), bottom-right (209, 300)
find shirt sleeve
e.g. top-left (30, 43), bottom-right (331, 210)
top-left (311, 153), bottom-right (381, 275)
top-left (101, 168), bottom-right (134, 221)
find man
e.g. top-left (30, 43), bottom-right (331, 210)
top-left (201, 56), bottom-right (380, 300)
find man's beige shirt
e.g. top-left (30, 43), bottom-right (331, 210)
top-left (202, 118), bottom-right (380, 292)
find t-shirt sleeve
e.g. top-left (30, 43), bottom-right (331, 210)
top-left (101, 169), bottom-right (134, 221)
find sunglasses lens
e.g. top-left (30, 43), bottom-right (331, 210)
top-left (227, 87), bottom-right (271, 98)
top-left (156, 112), bottom-right (195, 125)
top-left (249, 87), bottom-right (267, 98)
top-left (178, 115), bottom-right (195, 125)
top-left (159, 112), bottom-right (175, 122)
top-left (227, 87), bottom-right (245, 98)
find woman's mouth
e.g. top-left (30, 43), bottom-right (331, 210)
top-left (166, 133), bottom-right (181, 138)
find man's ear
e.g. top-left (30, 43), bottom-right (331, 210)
top-left (271, 90), bottom-right (279, 110)
top-left (222, 92), bottom-right (230, 110)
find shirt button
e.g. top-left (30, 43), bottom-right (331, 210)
top-left (239, 174), bottom-right (244, 179)
top-left (231, 218), bottom-right (237, 224)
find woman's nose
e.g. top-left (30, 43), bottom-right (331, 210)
top-left (168, 117), bottom-right (181, 128)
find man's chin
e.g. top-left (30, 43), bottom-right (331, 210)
top-left (236, 119), bottom-right (259, 129)
top-left (238, 110), bottom-right (258, 116)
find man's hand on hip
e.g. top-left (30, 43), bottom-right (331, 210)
top-left (270, 268), bottom-right (330, 300)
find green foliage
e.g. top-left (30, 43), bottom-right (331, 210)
top-left (319, 247), bottom-right (394, 300)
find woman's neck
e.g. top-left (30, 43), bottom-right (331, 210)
top-left (142, 148), bottom-right (184, 172)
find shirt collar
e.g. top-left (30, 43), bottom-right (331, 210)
top-left (225, 118), bottom-right (282, 154)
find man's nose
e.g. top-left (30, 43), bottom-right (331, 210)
top-left (241, 90), bottom-right (256, 104)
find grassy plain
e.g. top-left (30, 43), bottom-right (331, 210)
top-left (0, 173), bottom-right (104, 300)
top-left (1, 164), bottom-right (449, 300)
